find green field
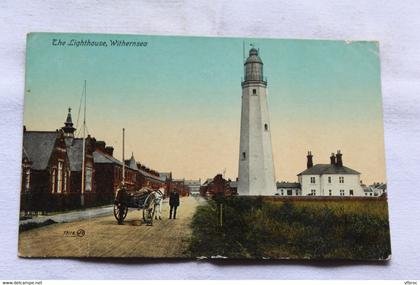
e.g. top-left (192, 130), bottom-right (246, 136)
top-left (189, 196), bottom-right (391, 260)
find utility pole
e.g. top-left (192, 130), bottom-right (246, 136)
top-left (122, 128), bottom-right (125, 186)
top-left (80, 80), bottom-right (86, 207)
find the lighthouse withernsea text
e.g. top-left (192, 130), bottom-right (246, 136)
top-left (52, 38), bottom-right (148, 48)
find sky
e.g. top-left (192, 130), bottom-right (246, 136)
top-left (23, 33), bottom-right (386, 184)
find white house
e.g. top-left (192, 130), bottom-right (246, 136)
top-left (276, 182), bottom-right (301, 196)
top-left (371, 183), bottom-right (387, 196)
top-left (363, 183), bottom-right (387, 197)
top-left (297, 151), bottom-right (364, 197)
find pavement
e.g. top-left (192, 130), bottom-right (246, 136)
top-left (18, 196), bottom-right (205, 258)
top-left (20, 205), bottom-right (114, 225)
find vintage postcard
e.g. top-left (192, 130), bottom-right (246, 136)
top-left (19, 33), bottom-right (390, 260)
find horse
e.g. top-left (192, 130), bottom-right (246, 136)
top-left (154, 188), bottom-right (164, 220)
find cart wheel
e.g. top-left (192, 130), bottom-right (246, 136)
top-left (114, 204), bottom-right (128, 224)
top-left (142, 193), bottom-right (156, 226)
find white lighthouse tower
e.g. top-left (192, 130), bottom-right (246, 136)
top-left (238, 47), bottom-right (276, 196)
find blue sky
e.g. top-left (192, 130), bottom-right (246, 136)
top-left (23, 33), bottom-right (386, 183)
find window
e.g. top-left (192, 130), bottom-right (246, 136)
top-left (24, 168), bottom-right (30, 192)
top-left (340, 189), bottom-right (345, 196)
top-left (242, 152), bottom-right (246, 160)
top-left (57, 161), bottom-right (63, 193)
top-left (310, 177), bottom-right (316, 183)
top-left (349, 189), bottom-right (354, 196)
top-left (252, 89), bottom-right (257, 95)
top-left (365, 193), bottom-right (368, 196)
top-left (329, 189), bottom-right (332, 196)
top-left (287, 189), bottom-right (293, 196)
top-left (311, 189), bottom-right (316, 195)
top-left (339, 176), bottom-right (344, 183)
top-left (264, 123), bottom-right (268, 131)
top-left (51, 168), bottom-right (56, 193)
top-left (296, 189), bottom-right (299, 195)
top-left (85, 162), bottom-right (93, 192)
top-left (328, 176), bottom-right (331, 183)
top-left (280, 189), bottom-right (284, 196)
top-left (63, 171), bottom-right (67, 193)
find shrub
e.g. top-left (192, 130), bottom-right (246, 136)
top-left (188, 197), bottom-right (391, 260)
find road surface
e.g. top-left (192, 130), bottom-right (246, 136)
top-left (19, 196), bottom-right (205, 258)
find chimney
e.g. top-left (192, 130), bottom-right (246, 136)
top-left (330, 153), bottom-right (336, 165)
top-left (336, 150), bottom-right (343, 167)
top-left (95, 141), bottom-right (106, 152)
top-left (306, 151), bottom-right (313, 169)
top-left (104, 146), bottom-right (114, 156)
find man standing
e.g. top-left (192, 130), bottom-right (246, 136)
top-left (169, 189), bottom-right (180, 219)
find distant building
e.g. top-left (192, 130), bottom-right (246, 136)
top-left (363, 183), bottom-right (387, 197)
top-left (200, 174), bottom-right (237, 197)
top-left (276, 182), bottom-right (301, 196)
top-left (184, 179), bottom-right (201, 196)
top-left (134, 160), bottom-right (166, 190)
top-left (371, 183), bottom-right (387, 196)
top-left (159, 172), bottom-right (173, 197)
top-left (297, 151), bottom-right (364, 196)
top-left (362, 184), bottom-right (373, 197)
top-left (94, 146), bottom-right (168, 204)
top-left (172, 179), bottom-right (190, 197)
top-left (228, 180), bottom-right (238, 194)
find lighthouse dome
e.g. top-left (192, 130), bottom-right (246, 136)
top-left (244, 47), bottom-right (265, 83)
top-left (245, 48), bottom-right (263, 64)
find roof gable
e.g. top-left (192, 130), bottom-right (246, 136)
top-left (23, 131), bottom-right (58, 170)
top-left (127, 155), bottom-right (138, 170)
top-left (93, 151), bottom-right (123, 165)
top-left (277, 182), bottom-right (301, 188)
top-left (65, 138), bottom-right (84, 171)
top-left (298, 164), bottom-right (360, 176)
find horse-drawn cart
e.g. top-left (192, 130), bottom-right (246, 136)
top-left (114, 186), bottom-right (160, 225)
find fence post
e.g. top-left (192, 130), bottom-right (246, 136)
top-left (219, 203), bottom-right (223, 227)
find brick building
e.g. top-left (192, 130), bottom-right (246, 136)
top-left (21, 108), bottom-right (170, 214)
top-left (94, 146), bottom-right (168, 204)
top-left (200, 174), bottom-right (238, 197)
top-left (92, 142), bottom-right (124, 205)
top-left (171, 179), bottom-right (190, 197)
top-left (21, 109), bottom-right (96, 213)
top-left (159, 172), bottom-right (173, 197)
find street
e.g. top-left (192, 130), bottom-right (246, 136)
top-left (18, 196), bottom-right (205, 258)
